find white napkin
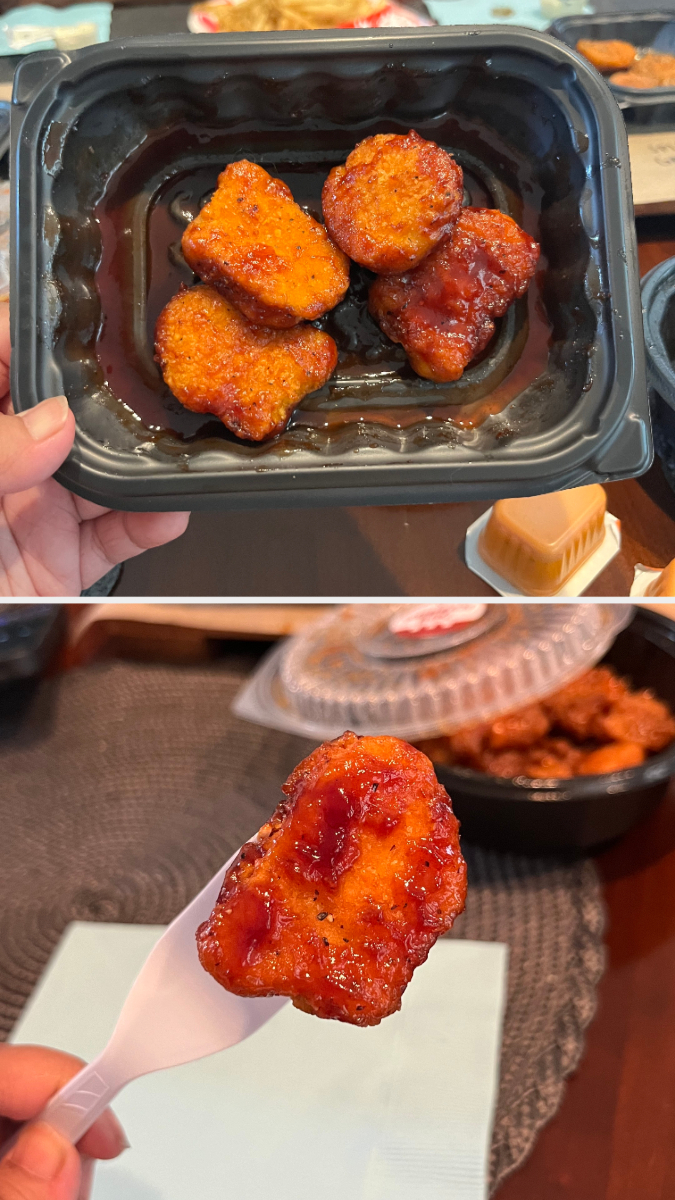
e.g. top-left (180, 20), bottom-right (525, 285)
top-left (11, 923), bottom-right (508, 1200)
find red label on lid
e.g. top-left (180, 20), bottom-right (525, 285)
top-left (388, 604), bottom-right (488, 639)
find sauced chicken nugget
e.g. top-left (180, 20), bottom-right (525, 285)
top-left (182, 161), bottom-right (349, 329)
top-left (155, 284), bottom-right (337, 441)
top-left (576, 38), bottom-right (636, 73)
top-left (196, 731), bottom-right (467, 1027)
top-left (595, 691), bottom-right (675, 752)
top-left (541, 666), bottom-right (630, 742)
top-left (578, 742), bottom-right (646, 775)
top-left (487, 704), bottom-right (550, 751)
top-left (322, 131), bottom-right (464, 274)
top-left (522, 737), bottom-right (586, 779)
top-left (369, 208), bottom-right (540, 382)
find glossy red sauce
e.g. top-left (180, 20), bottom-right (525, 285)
top-left (198, 734), bottom-right (467, 1024)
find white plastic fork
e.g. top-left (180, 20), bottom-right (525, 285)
top-left (2, 846), bottom-right (287, 1183)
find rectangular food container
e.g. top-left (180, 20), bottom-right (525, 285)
top-left (549, 12), bottom-right (675, 108)
top-left (11, 27), bottom-right (649, 511)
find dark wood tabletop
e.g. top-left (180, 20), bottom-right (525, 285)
top-left (116, 222), bottom-right (675, 598)
top-left (497, 780), bottom-right (675, 1200)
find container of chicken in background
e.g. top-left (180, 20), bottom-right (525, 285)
top-left (234, 603), bottom-right (675, 854)
top-left (551, 13), bottom-right (675, 217)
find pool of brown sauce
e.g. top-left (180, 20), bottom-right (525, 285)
top-left (94, 124), bottom-right (553, 447)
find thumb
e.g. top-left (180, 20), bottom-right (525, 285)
top-left (0, 1123), bottom-right (80, 1200)
top-left (0, 398), bottom-right (76, 496)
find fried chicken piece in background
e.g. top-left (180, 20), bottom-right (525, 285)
top-left (197, 732), bottom-right (467, 1026)
top-left (541, 667), bottom-right (630, 742)
top-left (369, 207), bottom-right (540, 382)
top-left (576, 38), bottom-right (636, 73)
top-left (155, 284), bottom-right (337, 441)
top-left (595, 691), bottom-right (675, 752)
top-left (322, 131), bottom-right (464, 274)
top-left (182, 160), bottom-right (349, 328)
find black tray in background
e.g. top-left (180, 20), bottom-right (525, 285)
top-left (549, 11), bottom-right (675, 107)
top-left (10, 28), bottom-right (649, 511)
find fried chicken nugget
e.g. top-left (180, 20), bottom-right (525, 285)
top-left (196, 731), bottom-right (467, 1026)
top-left (155, 284), bottom-right (337, 441)
top-left (608, 71), bottom-right (654, 88)
top-left (322, 131), bottom-right (464, 274)
top-left (182, 161), bottom-right (350, 329)
top-left (541, 666), bottom-right (630, 742)
top-left (595, 691), bottom-right (675, 753)
top-left (578, 742), bottom-right (646, 775)
top-left (369, 208), bottom-right (540, 382)
top-left (576, 38), bottom-right (636, 73)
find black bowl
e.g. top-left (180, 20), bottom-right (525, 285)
top-left (435, 608), bottom-right (675, 855)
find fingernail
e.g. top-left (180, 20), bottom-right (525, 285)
top-left (18, 395), bottom-right (69, 442)
top-left (10, 1122), bottom-right (69, 1181)
top-left (96, 1108), bottom-right (130, 1154)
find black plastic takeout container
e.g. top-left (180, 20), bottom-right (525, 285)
top-left (434, 608), bottom-right (675, 856)
top-left (549, 12), bottom-right (675, 109)
top-left (11, 28), bottom-right (649, 511)
top-left (642, 255), bottom-right (675, 492)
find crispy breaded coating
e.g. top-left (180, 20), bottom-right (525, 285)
top-left (595, 692), bottom-right (675, 752)
top-left (196, 731), bottom-right (467, 1027)
top-left (608, 70), bottom-right (653, 88)
top-left (322, 131), bottom-right (464, 274)
top-left (369, 208), bottom-right (540, 382)
top-left (578, 742), bottom-right (645, 775)
top-left (182, 161), bottom-right (349, 328)
top-left (610, 50), bottom-right (675, 88)
top-left (487, 704), bottom-right (550, 751)
top-left (541, 667), bottom-right (630, 742)
top-left (155, 284), bottom-right (337, 441)
top-left (576, 38), bottom-right (636, 73)
top-left (522, 737), bottom-right (586, 779)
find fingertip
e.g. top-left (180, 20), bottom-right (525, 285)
top-left (78, 1108), bottom-right (129, 1161)
top-left (133, 509), bottom-right (190, 547)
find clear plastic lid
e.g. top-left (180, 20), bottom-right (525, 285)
top-left (277, 603), bottom-right (634, 740)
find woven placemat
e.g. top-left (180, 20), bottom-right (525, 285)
top-left (0, 658), bottom-right (606, 1194)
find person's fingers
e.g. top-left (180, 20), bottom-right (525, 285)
top-left (0, 1121), bottom-right (80, 1200)
top-left (0, 1047), bottom-right (127, 1162)
top-left (79, 510), bottom-right (190, 589)
top-left (0, 402), bottom-right (76, 496)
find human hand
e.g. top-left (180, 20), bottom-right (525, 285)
top-left (0, 1044), bottom-right (127, 1200)
top-left (0, 304), bottom-right (189, 595)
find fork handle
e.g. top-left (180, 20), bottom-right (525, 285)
top-left (0, 1051), bottom-right (125, 1160)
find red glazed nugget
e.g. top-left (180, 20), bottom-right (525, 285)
top-left (322, 131), bottom-right (464, 274)
top-left (196, 731), bottom-right (467, 1026)
top-left (369, 208), bottom-right (540, 382)
top-left (182, 160), bottom-right (349, 328)
top-left (155, 284), bottom-right (337, 441)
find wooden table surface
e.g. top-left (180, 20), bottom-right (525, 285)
top-left (497, 782), bottom-right (675, 1200)
top-left (116, 220), bottom-right (675, 599)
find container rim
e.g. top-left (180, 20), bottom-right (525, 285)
top-left (642, 256), bottom-right (675, 410)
